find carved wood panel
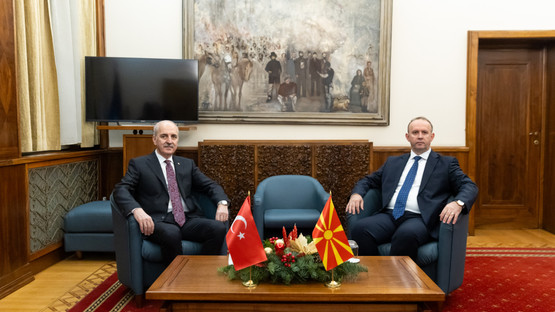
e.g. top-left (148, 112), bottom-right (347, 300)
top-left (198, 140), bottom-right (372, 222)
top-left (315, 144), bottom-right (372, 224)
top-left (257, 145), bottom-right (312, 183)
top-left (198, 144), bottom-right (256, 218)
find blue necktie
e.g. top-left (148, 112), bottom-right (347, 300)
top-left (392, 156), bottom-right (422, 220)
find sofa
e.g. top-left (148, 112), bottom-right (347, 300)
top-left (63, 200), bottom-right (114, 258)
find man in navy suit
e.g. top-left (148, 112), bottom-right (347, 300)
top-left (113, 120), bottom-right (230, 265)
top-left (346, 117), bottom-right (478, 261)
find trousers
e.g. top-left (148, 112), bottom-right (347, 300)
top-left (351, 210), bottom-right (431, 262)
top-left (146, 212), bottom-right (226, 265)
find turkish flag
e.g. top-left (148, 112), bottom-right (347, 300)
top-left (312, 195), bottom-right (353, 271)
top-left (226, 196), bottom-right (267, 270)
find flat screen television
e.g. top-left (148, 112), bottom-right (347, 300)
top-left (85, 56), bottom-right (198, 123)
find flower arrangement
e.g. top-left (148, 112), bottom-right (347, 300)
top-left (218, 226), bottom-right (367, 285)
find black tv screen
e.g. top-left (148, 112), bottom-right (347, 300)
top-left (85, 56), bottom-right (198, 123)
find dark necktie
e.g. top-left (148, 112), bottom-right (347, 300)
top-left (392, 156), bottom-right (422, 220)
top-left (165, 160), bottom-right (186, 226)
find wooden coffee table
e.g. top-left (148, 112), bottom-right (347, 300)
top-left (146, 255), bottom-right (445, 312)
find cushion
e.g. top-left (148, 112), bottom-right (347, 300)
top-left (377, 241), bottom-right (439, 267)
top-left (141, 240), bottom-right (203, 262)
top-left (64, 201), bottom-right (112, 233)
top-left (264, 209), bottom-right (321, 228)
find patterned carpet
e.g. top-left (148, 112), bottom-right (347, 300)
top-left (40, 262), bottom-right (117, 312)
top-left (41, 248), bottom-right (555, 311)
top-left (443, 248), bottom-right (555, 312)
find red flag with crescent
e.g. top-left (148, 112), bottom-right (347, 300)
top-left (312, 195), bottom-right (353, 271)
top-left (226, 195), bottom-right (267, 270)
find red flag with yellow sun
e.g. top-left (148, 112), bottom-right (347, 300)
top-left (312, 195), bottom-right (353, 271)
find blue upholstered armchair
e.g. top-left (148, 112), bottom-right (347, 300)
top-left (110, 193), bottom-right (226, 302)
top-left (253, 175), bottom-right (330, 240)
top-left (346, 188), bottom-right (469, 294)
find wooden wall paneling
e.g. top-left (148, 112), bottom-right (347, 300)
top-left (372, 146), bottom-right (470, 173)
top-left (198, 143), bottom-right (256, 218)
top-left (257, 144), bottom-right (312, 182)
top-left (176, 147), bottom-right (198, 164)
top-left (198, 140), bottom-right (372, 223)
top-left (100, 149), bottom-right (123, 199)
top-left (314, 142), bottom-right (372, 224)
top-left (122, 135), bottom-right (155, 175)
top-left (0, 0), bottom-right (20, 159)
top-left (0, 165), bottom-right (33, 299)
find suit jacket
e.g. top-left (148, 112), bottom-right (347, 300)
top-left (113, 152), bottom-right (229, 222)
top-left (351, 150), bottom-right (478, 238)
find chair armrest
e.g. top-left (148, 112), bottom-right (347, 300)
top-left (436, 212), bottom-right (469, 294)
top-left (192, 191), bottom-right (229, 254)
top-left (346, 189), bottom-right (382, 239)
top-left (253, 182), bottom-right (268, 240)
top-left (110, 195), bottom-right (145, 295)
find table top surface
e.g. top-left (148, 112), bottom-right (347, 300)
top-left (146, 255), bottom-right (445, 303)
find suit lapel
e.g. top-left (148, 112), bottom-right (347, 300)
top-left (419, 150), bottom-right (439, 193)
top-left (146, 152), bottom-right (167, 189)
top-left (393, 154), bottom-right (410, 183)
top-left (172, 157), bottom-right (188, 197)
top-left (383, 154), bottom-right (410, 206)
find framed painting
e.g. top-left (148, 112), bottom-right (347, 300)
top-left (183, 0), bottom-right (392, 125)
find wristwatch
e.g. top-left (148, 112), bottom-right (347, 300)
top-left (455, 200), bottom-right (465, 207)
top-left (217, 200), bottom-right (229, 206)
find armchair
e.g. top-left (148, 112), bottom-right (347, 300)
top-left (111, 192), bottom-right (226, 303)
top-left (253, 175), bottom-right (329, 239)
top-left (346, 188), bottom-right (469, 294)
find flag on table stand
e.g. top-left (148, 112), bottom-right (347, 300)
top-left (226, 195), bottom-right (267, 270)
top-left (312, 195), bottom-right (354, 271)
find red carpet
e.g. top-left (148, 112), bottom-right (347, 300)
top-left (443, 248), bottom-right (555, 312)
top-left (68, 273), bottom-right (162, 312)
top-left (65, 249), bottom-right (554, 311)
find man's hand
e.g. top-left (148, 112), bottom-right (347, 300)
top-left (215, 205), bottom-right (229, 222)
top-left (439, 201), bottom-right (463, 224)
top-left (132, 208), bottom-right (154, 235)
top-left (346, 193), bottom-right (364, 215)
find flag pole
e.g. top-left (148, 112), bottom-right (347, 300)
top-left (324, 190), bottom-right (340, 288)
top-left (326, 268), bottom-right (341, 288)
top-left (242, 266), bottom-right (256, 288)
top-left (241, 191), bottom-right (257, 288)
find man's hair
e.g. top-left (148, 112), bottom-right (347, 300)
top-left (153, 120), bottom-right (178, 136)
top-left (407, 116), bottom-right (433, 133)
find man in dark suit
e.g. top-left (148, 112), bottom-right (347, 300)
top-left (346, 117), bottom-right (478, 261)
top-left (113, 120), bottom-right (230, 265)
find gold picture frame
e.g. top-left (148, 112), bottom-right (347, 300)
top-left (183, 0), bottom-right (392, 125)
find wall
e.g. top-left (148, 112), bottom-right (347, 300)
top-left (104, 0), bottom-right (555, 147)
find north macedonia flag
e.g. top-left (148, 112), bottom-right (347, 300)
top-left (312, 195), bottom-right (353, 271)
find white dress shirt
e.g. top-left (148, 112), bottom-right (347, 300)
top-left (386, 149), bottom-right (431, 214)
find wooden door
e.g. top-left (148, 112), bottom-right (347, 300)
top-left (476, 46), bottom-right (543, 228)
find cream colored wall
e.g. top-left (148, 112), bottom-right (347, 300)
top-left (104, 0), bottom-right (555, 147)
